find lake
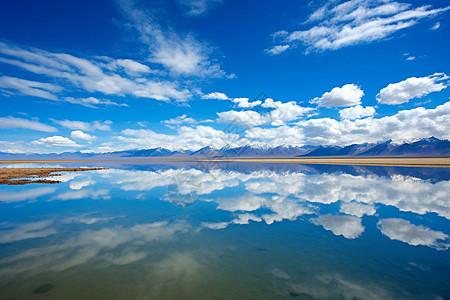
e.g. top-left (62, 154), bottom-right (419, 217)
top-left (1, 162), bottom-right (449, 299)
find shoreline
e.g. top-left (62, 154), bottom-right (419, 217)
top-left (0, 157), bottom-right (449, 168)
top-left (0, 167), bottom-right (103, 185)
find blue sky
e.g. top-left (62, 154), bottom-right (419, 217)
top-left (0, 0), bottom-right (449, 153)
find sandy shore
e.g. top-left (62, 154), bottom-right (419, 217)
top-left (0, 167), bottom-right (103, 185)
top-left (0, 157), bottom-right (449, 167)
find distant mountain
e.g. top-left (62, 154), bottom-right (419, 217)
top-left (301, 145), bottom-right (342, 157)
top-left (388, 137), bottom-right (450, 156)
top-left (0, 137), bottom-right (449, 160)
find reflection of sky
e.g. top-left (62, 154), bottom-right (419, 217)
top-left (0, 163), bottom-right (449, 299)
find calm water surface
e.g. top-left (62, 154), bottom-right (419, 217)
top-left (1, 162), bottom-right (449, 299)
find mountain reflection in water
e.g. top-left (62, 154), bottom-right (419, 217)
top-left (0, 162), bottom-right (449, 299)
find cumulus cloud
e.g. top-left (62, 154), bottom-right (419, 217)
top-left (245, 100), bottom-right (450, 146)
top-left (378, 218), bottom-right (449, 249)
top-left (232, 97), bottom-right (262, 108)
top-left (201, 92), bottom-right (229, 100)
top-left (273, 0), bottom-right (450, 53)
top-left (376, 73), bottom-right (448, 105)
top-left (52, 119), bottom-right (112, 131)
top-left (311, 84), bottom-right (364, 107)
top-left (217, 110), bottom-right (266, 127)
top-left (119, 125), bottom-right (241, 151)
top-left (71, 130), bottom-right (96, 141)
top-left (265, 45), bottom-right (290, 55)
top-left (339, 105), bottom-right (375, 120)
top-left (340, 202), bottom-right (376, 217)
top-left (31, 136), bottom-right (81, 147)
top-left (218, 98), bottom-right (314, 127)
top-left (0, 42), bottom-right (192, 102)
top-left (0, 116), bottom-right (57, 132)
top-left (311, 214), bottom-right (365, 239)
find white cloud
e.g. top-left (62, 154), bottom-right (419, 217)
top-left (31, 136), bottom-right (81, 147)
top-left (63, 96), bottom-right (128, 108)
top-left (311, 84), bottom-right (364, 107)
top-left (245, 100), bottom-right (450, 146)
top-left (0, 42), bottom-right (192, 102)
top-left (177, 0), bottom-right (222, 16)
top-left (69, 180), bottom-right (95, 190)
top-left (406, 56), bottom-right (415, 61)
top-left (200, 222), bottom-right (229, 230)
top-left (262, 98), bottom-right (315, 125)
top-left (0, 116), bottom-right (57, 132)
top-left (163, 114), bottom-right (197, 126)
top-left (217, 110), bottom-right (267, 127)
top-left (340, 202), bottom-right (376, 217)
top-left (119, 125), bottom-right (241, 151)
top-left (276, 0), bottom-right (450, 52)
top-left (218, 98), bottom-right (315, 127)
top-left (116, 0), bottom-right (226, 77)
top-left (339, 105), bottom-right (375, 120)
top-left (377, 73), bottom-right (448, 105)
top-left (0, 75), bottom-right (62, 100)
top-left (0, 141), bottom-right (27, 154)
top-left (0, 187), bottom-right (56, 203)
top-left (232, 97), bottom-right (262, 108)
top-left (0, 221), bottom-right (56, 244)
top-left (103, 58), bottom-right (153, 76)
top-left (265, 45), bottom-right (290, 55)
top-left (201, 92), bottom-right (229, 100)
top-left (430, 22), bottom-right (440, 30)
top-left (378, 218), bottom-right (449, 249)
top-left (202, 94), bottom-right (262, 108)
top-left (71, 130), bottom-right (96, 141)
top-left (311, 214), bottom-right (365, 239)
top-left (0, 221), bottom-right (188, 278)
top-left (52, 119), bottom-right (112, 131)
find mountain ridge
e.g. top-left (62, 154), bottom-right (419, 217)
top-left (0, 137), bottom-right (449, 160)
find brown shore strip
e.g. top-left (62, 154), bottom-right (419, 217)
top-left (0, 167), bottom-right (103, 185)
top-left (0, 157), bottom-right (449, 167)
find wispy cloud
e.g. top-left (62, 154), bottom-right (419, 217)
top-left (270, 0), bottom-right (450, 53)
top-left (52, 119), bottom-right (112, 131)
top-left (63, 97), bottom-right (128, 108)
top-left (0, 75), bottom-right (62, 100)
top-left (265, 45), bottom-right (290, 55)
top-left (430, 21), bottom-right (440, 30)
top-left (0, 41), bottom-right (192, 103)
top-left (0, 116), bottom-right (57, 132)
top-left (116, 0), bottom-right (226, 77)
top-left (176, 0), bottom-right (222, 16)
top-left (201, 92), bottom-right (229, 100)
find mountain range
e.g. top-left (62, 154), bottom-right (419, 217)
top-left (0, 137), bottom-right (449, 160)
